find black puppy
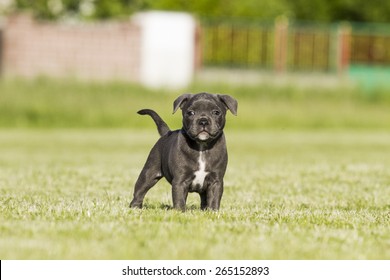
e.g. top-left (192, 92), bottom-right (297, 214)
top-left (130, 93), bottom-right (238, 211)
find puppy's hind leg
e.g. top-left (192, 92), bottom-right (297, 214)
top-left (130, 149), bottom-right (162, 209)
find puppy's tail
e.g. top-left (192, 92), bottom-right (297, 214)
top-left (138, 109), bottom-right (170, 136)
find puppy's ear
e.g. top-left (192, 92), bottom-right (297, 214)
top-left (218, 94), bottom-right (238, 116)
top-left (173, 93), bottom-right (192, 114)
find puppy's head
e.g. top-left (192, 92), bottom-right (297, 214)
top-left (173, 93), bottom-right (237, 143)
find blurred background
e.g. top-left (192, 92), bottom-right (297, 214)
top-left (1, 0), bottom-right (390, 260)
top-left (0, 0), bottom-right (390, 128)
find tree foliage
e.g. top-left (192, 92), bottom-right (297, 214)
top-left (2, 0), bottom-right (390, 22)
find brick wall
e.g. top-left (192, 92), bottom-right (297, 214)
top-left (2, 14), bottom-right (141, 81)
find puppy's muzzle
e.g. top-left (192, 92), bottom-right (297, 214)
top-left (198, 118), bottom-right (209, 127)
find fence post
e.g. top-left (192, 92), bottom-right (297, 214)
top-left (274, 16), bottom-right (288, 73)
top-left (0, 27), bottom-right (2, 76)
top-left (194, 21), bottom-right (203, 71)
top-left (337, 23), bottom-right (351, 75)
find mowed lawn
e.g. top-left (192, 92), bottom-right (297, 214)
top-left (1, 129), bottom-right (389, 259)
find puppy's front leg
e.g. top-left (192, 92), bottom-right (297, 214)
top-left (171, 180), bottom-right (189, 211)
top-left (200, 193), bottom-right (208, 210)
top-left (206, 181), bottom-right (224, 210)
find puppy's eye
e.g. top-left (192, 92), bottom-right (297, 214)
top-left (187, 111), bottom-right (195, 116)
top-left (212, 110), bottom-right (221, 116)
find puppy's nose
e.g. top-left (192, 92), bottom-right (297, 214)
top-left (198, 118), bottom-right (209, 126)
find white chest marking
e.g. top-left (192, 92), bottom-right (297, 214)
top-left (192, 151), bottom-right (209, 187)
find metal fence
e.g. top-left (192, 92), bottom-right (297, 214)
top-left (201, 18), bottom-right (390, 73)
top-left (202, 20), bottom-right (275, 69)
top-left (287, 23), bottom-right (336, 72)
top-left (350, 23), bottom-right (390, 65)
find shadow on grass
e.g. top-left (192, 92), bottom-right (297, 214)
top-left (129, 202), bottom-right (202, 211)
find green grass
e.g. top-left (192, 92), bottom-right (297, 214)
top-left (1, 129), bottom-right (389, 259)
top-left (1, 77), bottom-right (390, 129)
top-left (1, 78), bottom-right (389, 259)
